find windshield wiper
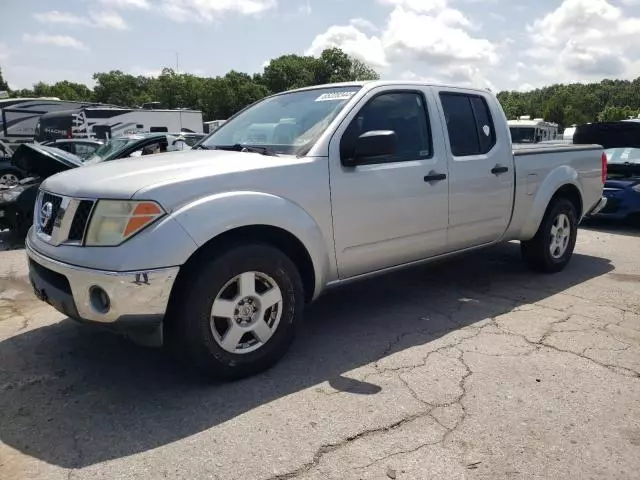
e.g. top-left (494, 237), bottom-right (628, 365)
top-left (213, 144), bottom-right (278, 156)
top-left (192, 144), bottom-right (210, 150)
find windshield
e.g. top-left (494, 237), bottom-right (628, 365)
top-left (510, 127), bottom-right (536, 143)
top-left (605, 147), bottom-right (640, 164)
top-left (200, 86), bottom-right (362, 155)
top-left (85, 138), bottom-right (133, 164)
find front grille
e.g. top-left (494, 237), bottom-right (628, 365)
top-left (68, 200), bottom-right (95, 241)
top-left (40, 193), bottom-right (63, 235)
top-left (36, 192), bottom-right (95, 245)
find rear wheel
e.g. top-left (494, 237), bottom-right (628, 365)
top-left (169, 243), bottom-right (304, 380)
top-left (521, 197), bottom-right (578, 273)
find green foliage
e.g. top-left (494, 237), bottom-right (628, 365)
top-left (0, 67), bottom-right (8, 92)
top-left (5, 51), bottom-right (640, 128)
top-left (0, 48), bottom-right (380, 121)
top-left (498, 78), bottom-right (640, 128)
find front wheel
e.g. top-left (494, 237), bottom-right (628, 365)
top-left (170, 243), bottom-right (304, 380)
top-left (521, 197), bottom-right (578, 273)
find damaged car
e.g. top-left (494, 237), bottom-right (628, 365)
top-left (1, 133), bottom-right (192, 236)
top-left (574, 121), bottom-right (640, 222)
top-left (0, 143), bottom-right (83, 235)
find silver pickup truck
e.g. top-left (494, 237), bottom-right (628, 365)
top-left (25, 81), bottom-right (607, 380)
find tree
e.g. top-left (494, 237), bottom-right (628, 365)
top-left (349, 58), bottom-right (380, 81)
top-left (92, 70), bottom-right (153, 106)
top-left (542, 98), bottom-right (564, 127)
top-left (598, 105), bottom-right (639, 122)
top-left (261, 54), bottom-right (318, 93)
top-left (0, 67), bottom-right (8, 92)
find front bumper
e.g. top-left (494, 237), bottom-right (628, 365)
top-left (26, 237), bottom-right (179, 330)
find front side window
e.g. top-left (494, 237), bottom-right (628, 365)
top-left (340, 91), bottom-right (432, 163)
top-left (440, 92), bottom-right (496, 156)
top-left (201, 86), bottom-right (362, 155)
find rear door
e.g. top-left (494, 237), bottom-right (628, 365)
top-left (329, 86), bottom-right (450, 278)
top-left (437, 90), bottom-right (514, 250)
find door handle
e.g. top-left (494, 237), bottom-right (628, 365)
top-left (424, 172), bottom-right (447, 182)
top-left (491, 165), bottom-right (509, 175)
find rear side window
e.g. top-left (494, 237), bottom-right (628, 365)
top-left (469, 96), bottom-right (496, 153)
top-left (439, 92), bottom-right (496, 156)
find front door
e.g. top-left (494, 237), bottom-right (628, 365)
top-left (437, 90), bottom-right (514, 250)
top-left (329, 87), bottom-right (450, 279)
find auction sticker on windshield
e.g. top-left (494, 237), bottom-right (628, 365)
top-left (315, 91), bottom-right (357, 102)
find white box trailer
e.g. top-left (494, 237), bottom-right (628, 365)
top-left (35, 106), bottom-right (204, 142)
top-left (0, 97), bottom-right (102, 148)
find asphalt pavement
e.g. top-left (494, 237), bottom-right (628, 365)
top-left (0, 223), bottom-right (639, 480)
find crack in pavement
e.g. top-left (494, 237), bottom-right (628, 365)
top-left (267, 290), bottom-right (639, 479)
top-left (262, 412), bottom-right (433, 480)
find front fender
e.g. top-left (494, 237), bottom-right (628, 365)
top-left (519, 165), bottom-right (583, 240)
top-left (172, 191), bottom-right (331, 299)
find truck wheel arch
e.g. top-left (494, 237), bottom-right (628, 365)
top-left (172, 224), bottom-right (317, 305)
top-left (169, 191), bottom-right (332, 301)
top-left (519, 167), bottom-right (584, 240)
top-left (550, 184), bottom-right (583, 219)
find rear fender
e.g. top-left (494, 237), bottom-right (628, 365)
top-left (519, 165), bottom-right (583, 240)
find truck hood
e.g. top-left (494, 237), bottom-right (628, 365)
top-left (41, 150), bottom-right (310, 202)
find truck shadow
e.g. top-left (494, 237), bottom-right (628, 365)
top-left (0, 242), bottom-right (614, 468)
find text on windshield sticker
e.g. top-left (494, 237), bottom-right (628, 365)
top-left (315, 91), bottom-right (356, 102)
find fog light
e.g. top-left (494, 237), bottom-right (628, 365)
top-left (89, 286), bottom-right (111, 314)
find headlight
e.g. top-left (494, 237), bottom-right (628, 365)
top-left (85, 200), bottom-right (165, 246)
top-left (632, 184), bottom-right (640, 193)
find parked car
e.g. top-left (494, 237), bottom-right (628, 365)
top-left (0, 139), bottom-right (22, 186)
top-left (40, 139), bottom-right (104, 160)
top-left (26, 81), bottom-right (606, 380)
top-left (600, 147), bottom-right (640, 220)
top-left (83, 132), bottom-right (191, 165)
top-left (0, 143), bottom-right (83, 234)
top-left (1, 133), bottom-right (189, 234)
top-left (171, 132), bottom-right (206, 147)
top-left (573, 121), bottom-right (640, 221)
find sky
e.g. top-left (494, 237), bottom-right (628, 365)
top-left (2, 0), bottom-right (640, 93)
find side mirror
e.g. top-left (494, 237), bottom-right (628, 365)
top-left (342, 130), bottom-right (397, 167)
top-left (129, 150), bottom-right (143, 157)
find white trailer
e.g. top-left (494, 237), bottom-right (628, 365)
top-left (508, 116), bottom-right (559, 144)
top-left (0, 97), bottom-right (101, 148)
top-left (36, 107), bottom-right (204, 142)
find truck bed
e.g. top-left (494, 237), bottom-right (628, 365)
top-left (512, 142), bottom-right (601, 156)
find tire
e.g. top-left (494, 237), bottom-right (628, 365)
top-left (0, 169), bottom-right (21, 187)
top-left (521, 197), bottom-right (578, 273)
top-left (169, 243), bottom-right (304, 380)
